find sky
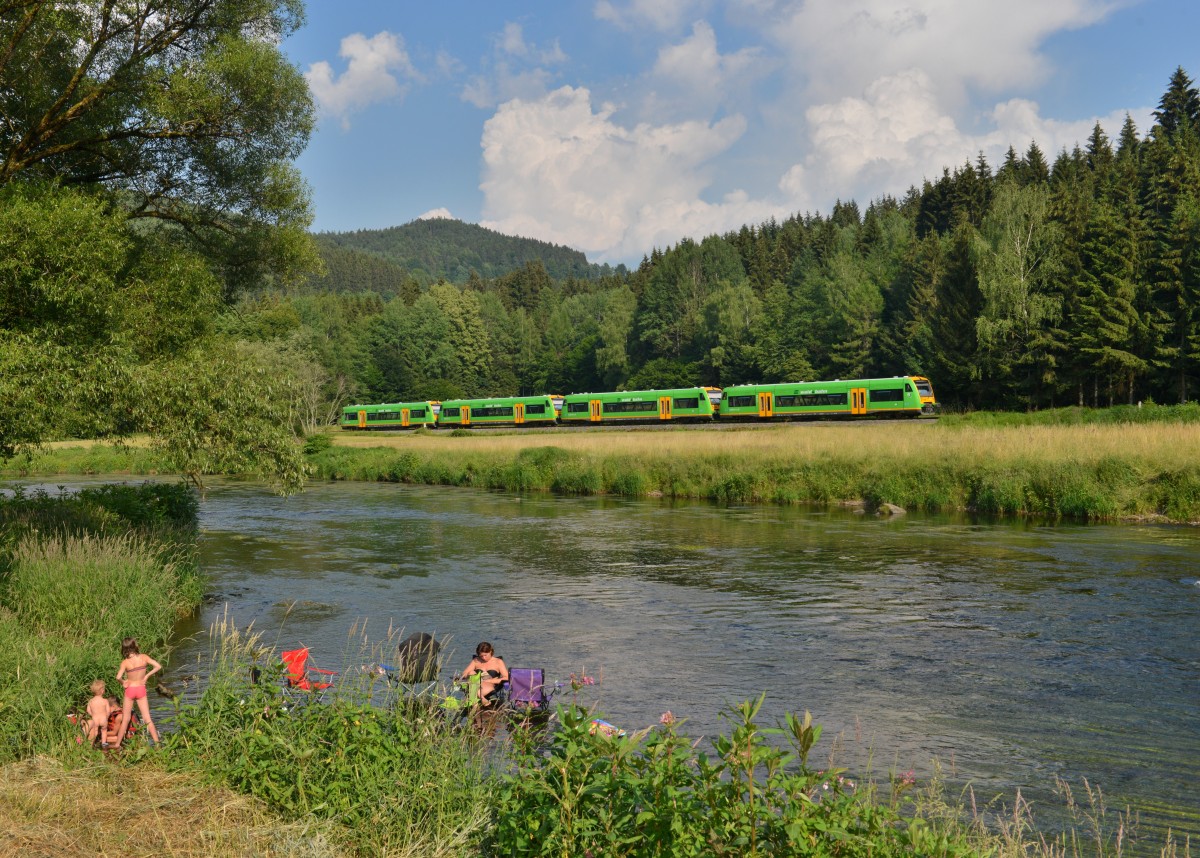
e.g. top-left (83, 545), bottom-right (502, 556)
top-left (285, 0), bottom-right (1200, 266)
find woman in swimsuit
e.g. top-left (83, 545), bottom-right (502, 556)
top-left (459, 641), bottom-right (508, 706)
top-left (111, 637), bottom-right (161, 748)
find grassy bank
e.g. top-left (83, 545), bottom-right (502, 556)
top-left (307, 419), bottom-right (1200, 522)
top-left (0, 483), bottom-right (203, 761)
top-left (6, 406), bottom-right (1200, 522)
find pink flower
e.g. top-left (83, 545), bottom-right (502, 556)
top-left (659, 711), bottom-right (676, 726)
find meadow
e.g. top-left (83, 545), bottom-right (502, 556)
top-left (311, 417), bottom-right (1200, 522)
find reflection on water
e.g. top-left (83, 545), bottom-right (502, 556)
top-left (33, 477), bottom-right (1200, 849)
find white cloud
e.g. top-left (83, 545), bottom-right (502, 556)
top-left (594, 0), bottom-right (705, 31)
top-left (766, 0), bottom-right (1115, 104)
top-left (472, 1), bottom-right (1151, 264)
top-left (646, 21), bottom-right (766, 119)
top-left (417, 208), bottom-right (455, 221)
top-left (462, 23), bottom-right (568, 109)
top-left (480, 86), bottom-right (783, 263)
top-left (305, 32), bottom-right (420, 130)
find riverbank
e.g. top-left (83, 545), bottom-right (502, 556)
top-left (8, 411), bottom-right (1200, 522)
top-left (320, 420), bottom-right (1200, 522)
top-left (0, 482), bottom-right (1193, 857)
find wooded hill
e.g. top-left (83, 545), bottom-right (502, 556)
top-left (224, 66), bottom-right (1200, 417)
top-left (310, 219), bottom-right (625, 292)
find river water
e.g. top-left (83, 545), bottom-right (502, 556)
top-left (28, 477), bottom-right (1200, 848)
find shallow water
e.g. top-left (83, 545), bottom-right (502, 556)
top-left (18, 477), bottom-right (1200, 848)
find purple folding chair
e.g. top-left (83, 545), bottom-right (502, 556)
top-left (507, 668), bottom-right (548, 711)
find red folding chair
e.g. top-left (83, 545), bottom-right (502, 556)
top-left (280, 646), bottom-right (337, 692)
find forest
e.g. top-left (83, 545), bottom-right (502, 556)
top-left (233, 67), bottom-right (1200, 419)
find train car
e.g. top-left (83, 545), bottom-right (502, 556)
top-left (718, 377), bottom-right (926, 420)
top-left (341, 401), bottom-right (440, 430)
top-left (437, 394), bottom-right (559, 428)
top-left (559, 387), bottom-right (715, 424)
top-left (910, 376), bottom-right (938, 414)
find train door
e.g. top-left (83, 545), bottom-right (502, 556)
top-left (590, 400), bottom-right (602, 422)
top-left (357, 410), bottom-right (367, 428)
top-left (515, 403), bottom-right (525, 424)
top-left (659, 396), bottom-right (672, 420)
top-left (401, 408), bottom-right (410, 428)
top-left (850, 388), bottom-right (867, 415)
top-left (757, 391), bottom-right (773, 418)
top-left (462, 405), bottom-right (471, 426)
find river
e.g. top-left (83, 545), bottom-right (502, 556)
top-left (53, 478), bottom-right (1200, 848)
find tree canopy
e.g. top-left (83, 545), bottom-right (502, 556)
top-left (0, 0), bottom-right (319, 490)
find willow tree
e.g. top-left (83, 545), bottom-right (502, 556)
top-left (0, 0), bottom-right (319, 490)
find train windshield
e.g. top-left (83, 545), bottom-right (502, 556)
top-left (914, 378), bottom-right (934, 399)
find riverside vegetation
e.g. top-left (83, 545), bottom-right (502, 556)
top-left (9, 404), bottom-right (1200, 522)
top-left (0, 485), bottom-right (1192, 857)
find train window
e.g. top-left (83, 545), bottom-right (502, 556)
top-left (905, 384), bottom-right (913, 393)
top-left (777, 393), bottom-right (847, 407)
top-left (411, 409), bottom-right (426, 418)
top-left (566, 402), bottom-right (589, 414)
top-left (868, 388), bottom-right (904, 402)
top-left (442, 407), bottom-right (461, 418)
top-left (472, 406), bottom-right (514, 417)
top-left (525, 403), bottom-right (547, 414)
top-left (673, 397), bottom-right (699, 409)
top-left (604, 400), bottom-right (658, 413)
top-left (726, 395), bottom-right (755, 408)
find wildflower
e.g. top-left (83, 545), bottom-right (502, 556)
top-left (659, 711), bottom-right (676, 726)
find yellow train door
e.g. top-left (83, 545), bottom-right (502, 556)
top-left (757, 391), bottom-right (773, 418)
top-left (358, 410), bottom-right (367, 428)
top-left (515, 403), bottom-right (525, 424)
top-left (590, 400), bottom-right (602, 422)
top-left (851, 388), bottom-right (867, 415)
top-left (659, 396), bottom-right (671, 420)
top-left (462, 405), bottom-right (471, 426)
top-left (401, 408), bottom-right (410, 427)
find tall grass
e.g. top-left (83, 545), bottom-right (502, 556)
top-left (164, 614), bottom-right (493, 858)
top-left (308, 421), bottom-right (1200, 521)
top-left (0, 482), bottom-right (202, 761)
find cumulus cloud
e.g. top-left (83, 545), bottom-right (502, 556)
top-left (462, 23), bottom-right (568, 109)
top-left (480, 86), bottom-right (785, 263)
top-left (646, 21), bottom-right (767, 119)
top-left (306, 32), bottom-right (420, 130)
top-left (417, 208), bottom-right (455, 221)
top-left (473, 0), bottom-right (1148, 263)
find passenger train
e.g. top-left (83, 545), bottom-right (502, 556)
top-left (340, 376), bottom-right (936, 430)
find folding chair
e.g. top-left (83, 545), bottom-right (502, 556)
top-left (507, 668), bottom-right (549, 713)
top-left (280, 646), bottom-right (336, 693)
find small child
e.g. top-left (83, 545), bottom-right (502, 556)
top-left (83, 680), bottom-right (109, 748)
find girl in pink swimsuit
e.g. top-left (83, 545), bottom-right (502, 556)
top-left (111, 637), bottom-right (161, 748)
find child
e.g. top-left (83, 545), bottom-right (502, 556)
top-left (82, 680), bottom-right (110, 748)
top-left (111, 637), bottom-right (161, 748)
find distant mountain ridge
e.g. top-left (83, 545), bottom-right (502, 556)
top-left (313, 218), bottom-right (615, 289)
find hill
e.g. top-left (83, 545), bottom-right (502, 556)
top-left (311, 218), bottom-right (616, 291)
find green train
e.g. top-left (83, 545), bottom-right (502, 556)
top-left (339, 376), bottom-right (936, 429)
top-left (341, 401), bottom-right (439, 430)
top-left (437, 394), bottom-right (560, 428)
top-left (559, 387), bottom-right (716, 423)
top-left (719, 377), bottom-right (930, 419)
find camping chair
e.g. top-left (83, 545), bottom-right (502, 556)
top-left (280, 646), bottom-right (337, 695)
top-left (506, 668), bottom-right (549, 713)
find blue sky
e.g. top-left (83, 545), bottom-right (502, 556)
top-left (285, 0), bottom-right (1199, 266)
